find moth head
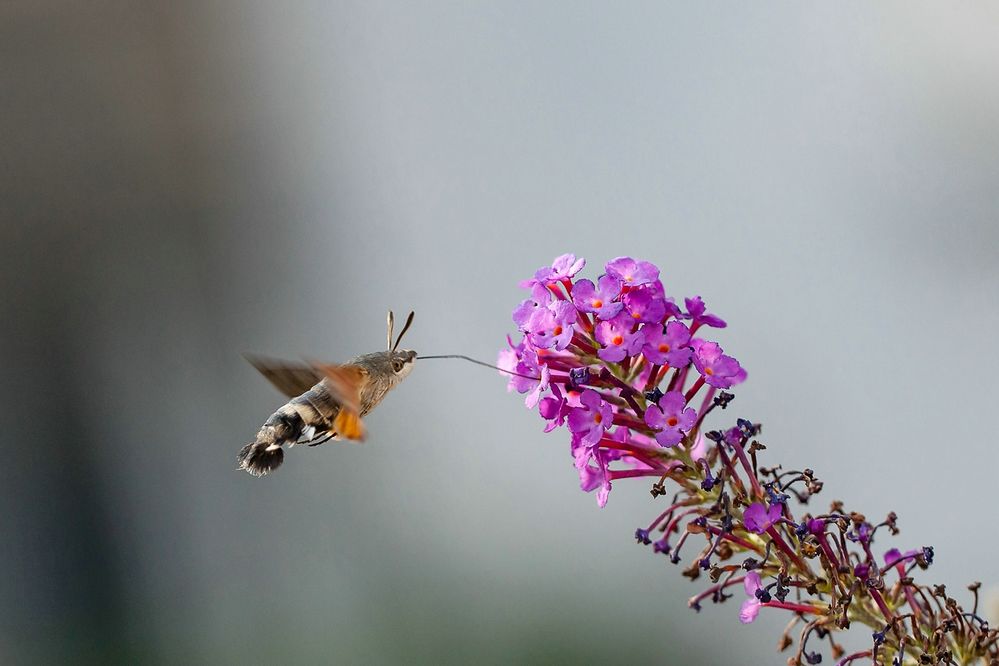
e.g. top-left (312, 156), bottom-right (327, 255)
top-left (388, 348), bottom-right (417, 380)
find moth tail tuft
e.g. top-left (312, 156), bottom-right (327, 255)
top-left (237, 441), bottom-right (285, 477)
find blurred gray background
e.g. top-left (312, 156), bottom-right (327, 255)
top-left (3, 2), bottom-right (998, 664)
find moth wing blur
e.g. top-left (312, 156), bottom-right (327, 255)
top-left (244, 354), bottom-right (323, 398)
top-left (317, 364), bottom-right (368, 441)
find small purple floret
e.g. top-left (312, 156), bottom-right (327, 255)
top-left (605, 256), bottom-right (660, 286)
top-left (684, 296), bottom-right (727, 330)
top-left (527, 300), bottom-right (576, 351)
top-left (578, 450), bottom-right (611, 507)
top-left (534, 253), bottom-right (586, 285)
top-left (743, 502), bottom-right (782, 534)
top-left (571, 275), bottom-right (624, 320)
top-left (567, 389), bottom-right (613, 447)
top-left (740, 571), bottom-right (763, 624)
top-left (622, 286), bottom-right (668, 324)
top-left (692, 339), bottom-right (747, 388)
top-left (641, 320), bottom-right (693, 367)
top-left (595, 313), bottom-right (642, 362)
top-left (644, 390), bottom-right (697, 447)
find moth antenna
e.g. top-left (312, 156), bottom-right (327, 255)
top-left (418, 354), bottom-right (541, 380)
top-left (386, 310), bottom-right (395, 351)
top-left (393, 311), bottom-right (415, 351)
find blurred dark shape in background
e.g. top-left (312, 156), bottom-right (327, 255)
top-left (3, 2), bottom-right (999, 665)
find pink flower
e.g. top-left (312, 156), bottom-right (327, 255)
top-left (605, 256), bottom-right (659, 286)
top-left (644, 390), bottom-right (697, 447)
top-left (743, 502), bottom-right (782, 534)
top-left (740, 571), bottom-right (763, 624)
top-left (532, 253), bottom-right (586, 285)
top-left (579, 451), bottom-right (612, 508)
top-left (571, 275), bottom-right (624, 320)
top-left (641, 320), bottom-right (693, 367)
top-left (595, 313), bottom-right (642, 362)
top-left (692, 339), bottom-right (747, 388)
top-left (527, 301), bottom-right (576, 351)
top-left (567, 389), bottom-right (613, 447)
top-left (622, 286), bottom-right (668, 324)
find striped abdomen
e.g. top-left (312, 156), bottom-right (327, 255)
top-left (237, 382), bottom-right (342, 477)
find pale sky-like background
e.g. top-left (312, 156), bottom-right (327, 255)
top-left (3, 3), bottom-right (999, 664)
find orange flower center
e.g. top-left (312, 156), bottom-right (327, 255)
top-left (666, 416), bottom-right (678, 427)
top-left (705, 367), bottom-right (714, 375)
top-left (594, 414), bottom-right (603, 424)
top-left (553, 325), bottom-right (563, 336)
top-left (592, 299), bottom-right (603, 308)
top-left (632, 312), bottom-right (641, 319)
top-left (658, 343), bottom-right (670, 353)
top-left (612, 335), bottom-right (624, 346)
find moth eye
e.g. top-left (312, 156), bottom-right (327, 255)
top-left (392, 360), bottom-right (403, 373)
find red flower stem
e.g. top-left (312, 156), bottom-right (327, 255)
top-left (538, 356), bottom-right (582, 372)
top-left (683, 376), bottom-right (705, 403)
top-left (671, 529), bottom-right (692, 557)
top-left (570, 334), bottom-right (597, 355)
top-left (714, 444), bottom-right (747, 496)
top-left (893, 562), bottom-right (923, 620)
top-left (609, 468), bottom-right (664, 482)
top-left (688, 574), bottom-right (746, 608)
top-left (765, 525), bottom-right (810, 574)
top-left (704, 525), bottom-right (765, 555)
top-left (664, 507), bottom-right (704, 539)
top-left (596, 436), bottom-right (681, 464)
top-left (818, 533), bottom-right (842, 572)
top-left (869, 587), bottom-right (894, 623)
top-left (646, 505), bottom-right (680, 533)
top-left (692, 387), bottom-right (716, 429)
top-left (628, 356), bottom-right (646, 384)
top-left (645, 498), bottom-right (700, 532)
top-left (761, 600), bottom-right (823, 615)
top-left (547, 284), bottom-right (567, 300)
top-left (644, 364), bottom-right (661, 392)
top-left (730, 441), bottom-right (764, 498)
top-left (595, 443), bottom-right (673, 474)
top-left (668, 365), bottom-right (690, 393)
top-left (836, 651), bottom-right (873, 665)
top-left (600, 370), bottom-right (645, 418)
top-left (611, 413), bottom-right (649, 432)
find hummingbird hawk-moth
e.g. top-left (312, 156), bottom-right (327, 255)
top-left (238, 311), bottom-right (417, 477)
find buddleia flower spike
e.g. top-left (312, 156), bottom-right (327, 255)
top-left (500, 253), bottom-right (997, 665)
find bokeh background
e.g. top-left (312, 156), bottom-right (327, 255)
top-left (3, 2), bottom-right (999, 664)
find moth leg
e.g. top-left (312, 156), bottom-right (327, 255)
top-left (305, 431), bottom-right (336, 447)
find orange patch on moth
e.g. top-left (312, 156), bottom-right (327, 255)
top-left (333, 410), bottom-right (366, 441)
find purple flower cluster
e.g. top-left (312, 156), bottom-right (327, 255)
top-left (500, 253), bottom-right (743, 508)
top-left (500, 254), bottom-right (997, 666)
